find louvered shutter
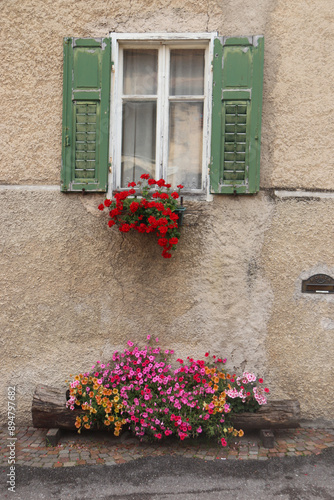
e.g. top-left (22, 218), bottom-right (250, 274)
top-left (211, 36), bottom-right (264, 194)
top-left (61, 38), bottom-right (111, 192)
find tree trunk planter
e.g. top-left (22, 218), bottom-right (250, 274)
top-left (230, 399), bottom-right (300, 430)
top-left (32, 385), bottom-right (78, 430)
top-left (32, 385), bottom-right (300, 447)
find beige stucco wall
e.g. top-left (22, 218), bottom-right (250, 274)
top-left (1, 0), bottom-right (334, 425)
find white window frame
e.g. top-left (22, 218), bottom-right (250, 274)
top-left (108, 32), bottom-right (217, 200)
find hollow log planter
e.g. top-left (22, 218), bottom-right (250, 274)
top-left (32, 385), bottom-right (300, 447)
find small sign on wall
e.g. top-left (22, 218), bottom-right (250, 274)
top-left (302, 274), bottom-right (334, 294)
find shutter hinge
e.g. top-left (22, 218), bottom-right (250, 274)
top-left (65, 135), bottom-right (70, 147)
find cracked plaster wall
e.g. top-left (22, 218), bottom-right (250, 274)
top-left (1, 0), bottom-right (334, 425)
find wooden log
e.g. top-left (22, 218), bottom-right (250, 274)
top-left (32, 385), bottom-right (300, 431)
top-left (230, 400), bottom-right (300, 430)
top-left (32, 385), bottom-right (77, 430)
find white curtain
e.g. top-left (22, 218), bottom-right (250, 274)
top-left (168, 50), bottom-right (204, 189)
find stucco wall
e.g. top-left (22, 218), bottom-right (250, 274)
top-left (1, 0), bottom-right (334, 425)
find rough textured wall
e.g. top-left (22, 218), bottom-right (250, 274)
top-left (1, 0), bottom-right (334, 189)
top-left (262, 197), bottom-right (334, 421)
top-left (1, 189), bottom-right (274, 423)
top-left (1, 0), bottom-right (334, 425)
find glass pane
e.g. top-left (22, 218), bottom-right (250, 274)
top-left (168, 102), bottom-right (203, 189)
top-left (123, 49), bottom-right (158, 95)
top-left (121, 101), bottom-right (156, 186)
top-left (169, 49), bottom-right (205, 96)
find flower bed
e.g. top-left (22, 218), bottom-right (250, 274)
top-left (66, 338), bottom-right (269, 447)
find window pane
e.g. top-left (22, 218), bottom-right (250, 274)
top-left (168, 102), bottom-right (203, 189)
top-left (169, 49), bottom-right (205, 96)
top-left (121, 101), bottom-right (156, 186)
top-left (123, 49), bottom-right (158, 95)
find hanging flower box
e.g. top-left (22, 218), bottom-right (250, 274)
top-left (98, 175), bottom-right (185, 258)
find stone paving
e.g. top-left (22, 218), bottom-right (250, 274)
top-left (0, 426), bottom-right (333, 468)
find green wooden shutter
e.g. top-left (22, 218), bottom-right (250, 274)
top-left (61, 37), bottom-right (111, 192)
top-left (211, 36), bottom-right (264, 194)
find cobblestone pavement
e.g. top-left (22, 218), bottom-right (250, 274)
top-left (1, 426), bottom-right (333, 469)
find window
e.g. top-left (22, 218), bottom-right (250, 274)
top-left (111, 34), bottom-right (213, 193)
top-left (61, 34), bottom-right (264, 195)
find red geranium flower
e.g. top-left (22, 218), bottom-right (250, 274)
top-left (171, 192), bottom-right (179, 199)
top-left (130, 201), bottom-right (140, 213)
top-left (158, 238), bottom-right (168, 247)
top-left (169, 237), bottom-right (178, 246)
top-left (110, 208), bottom-right (119, 218)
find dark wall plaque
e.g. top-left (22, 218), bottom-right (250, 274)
top-left (302, 274), bottom-right (334, 294)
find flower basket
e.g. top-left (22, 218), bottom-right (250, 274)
top-left (98, 175), bottom-right (185, 258)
